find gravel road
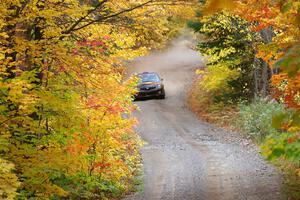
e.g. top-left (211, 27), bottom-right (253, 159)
top-left (125, 36), bottom-right (284, 200)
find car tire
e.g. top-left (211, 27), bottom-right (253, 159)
top-left (158, 89), bottom-right (165, 99)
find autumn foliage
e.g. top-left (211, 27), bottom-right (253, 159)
top-left (192, 0), bottom-right (300, 198)
top-left (197, 0), bottom-right (300, 156)
top-left (0, 0), bottom-right (196, 199)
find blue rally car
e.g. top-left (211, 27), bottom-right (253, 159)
top-left (135, 72), bottom-right (165, 100)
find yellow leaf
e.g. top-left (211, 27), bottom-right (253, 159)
top-left (203, 0), bottom-right (235, 15)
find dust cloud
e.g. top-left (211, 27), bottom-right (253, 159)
top-left (129, 31), bottom-right (204, 98)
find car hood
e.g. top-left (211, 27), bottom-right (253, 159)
top-left (137, 82), bottom-right (161, 87)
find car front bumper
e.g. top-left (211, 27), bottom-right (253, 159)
top-left (136, 89), bottom-right (163, 98)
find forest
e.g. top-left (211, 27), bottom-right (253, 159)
top-left (0, 0), bottom-right (299, 199)
top-left (189, 0), bottom-right (300, 198)
top-left (0, 0), bottom-right (195, 199)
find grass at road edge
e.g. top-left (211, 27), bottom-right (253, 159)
top-left (187, 78), bottom-right (300, 200)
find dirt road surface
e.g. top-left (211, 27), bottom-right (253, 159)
top-left (125, 36), bottom-right (284, 200)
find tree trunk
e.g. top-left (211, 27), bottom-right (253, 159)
top-left (253, 27), bottom-right (274, 98)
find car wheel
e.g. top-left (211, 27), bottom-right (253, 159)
top-left (133, 95), bottom-right (139, 101)
top-left (159, 89), bottom-right (165, 99)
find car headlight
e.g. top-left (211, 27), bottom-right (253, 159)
top-left (157, 84), bottom-right (162, 89)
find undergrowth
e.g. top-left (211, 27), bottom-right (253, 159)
top-left (188, 78), bottom-right (300, 199)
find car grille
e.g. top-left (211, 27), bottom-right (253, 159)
top-left (140, 86), bottom-right (156, 91)
top-left (139, 91), bottom-right (160, 96)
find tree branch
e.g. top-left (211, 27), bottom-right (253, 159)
top-left (62, 0), bottom-right (110, 35)
top-left (71, 0), bottom-right (154, 33)
top-left (59, 0), bottom-right (194, 38)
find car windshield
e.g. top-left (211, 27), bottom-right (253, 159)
top-left (139, 73), bottom-right (160, 83)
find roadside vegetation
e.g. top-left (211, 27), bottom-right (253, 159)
top-left (188, 0), bottom-right (300, 199)
top-left (0, 0), bottom-right (196, 199)
top-left (1, 0), bottom-right (299, 199)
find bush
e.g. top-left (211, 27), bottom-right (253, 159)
top-left (190, 12), bottom-right (259, 102)
top-left (237, 98), bottom-right (285, 142)
top-left (198, 64), bottom-right (240, 97)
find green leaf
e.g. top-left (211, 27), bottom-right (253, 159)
top-left (275, 45), bottom-right (300, 77)
top-left (291, 112), bottom-right (300, 127)
top-left (270, 147), bottom-right (284, 158)
top-left (281, 1), bottom-right (293, 13)
top-left (272, 112), bottom-right (287, 129)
